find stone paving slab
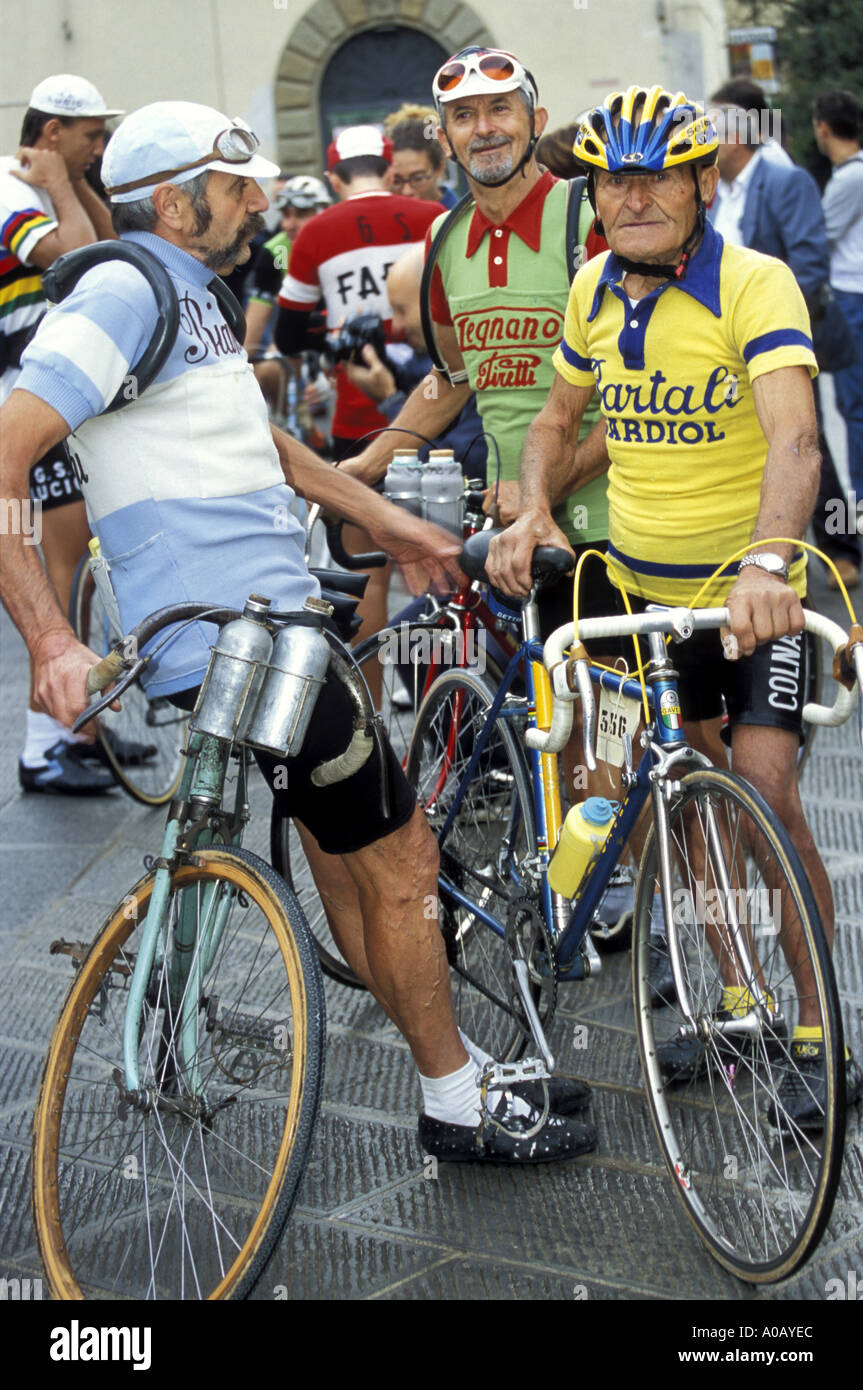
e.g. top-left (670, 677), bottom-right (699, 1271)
top-left (2, 566), bottom-right (862, 1305)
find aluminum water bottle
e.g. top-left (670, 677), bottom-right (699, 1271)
top-left (190, 595), bottom-right (273, 744)
top-left (383, 451), bottom-right (423, 516)
top-left (421, 449), bottom-right (463, 535)
top-left (547, 797), bottom-right (618, 898)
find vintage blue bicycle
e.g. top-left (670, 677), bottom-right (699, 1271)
top-left (405, 531), bottom-right (863, 1282)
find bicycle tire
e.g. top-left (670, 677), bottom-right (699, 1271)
top-left (797, 624), bottom-right (822, 776)
top-left (32, 844), bottom-right (325, 1300)
top-left (406, 667), bottom-right (549, 1061)
top-left (271, 625), bottom-right (502, 991)
top-left (70, 554), bottom-right (186, 805)
top-left (632, 768), bottom-right (844, 1283)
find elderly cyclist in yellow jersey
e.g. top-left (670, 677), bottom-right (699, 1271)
top-left (486, 84), bottom-right (862, 1127)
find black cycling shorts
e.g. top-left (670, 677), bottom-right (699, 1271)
top-left (537, 540), bottom-right (627, 658)
top-left (29, 444), bottom-right (84, 511)
top-left (172, 667), bottom-right (417, 856)
top-left (616, 592), bottom-right (809, 738)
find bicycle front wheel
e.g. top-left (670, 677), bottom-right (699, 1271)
top-left (406, 669), bottom-right (547, 1061)
top-left (633, 769), bottom-right (844, 1282)
top-left (71, 554), bottom-right (186, 805)
top-left (33, 845), bottom-right (325, 1300)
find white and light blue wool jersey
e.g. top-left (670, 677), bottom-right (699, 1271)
top-left (16, 231), bottom-right (318, 695)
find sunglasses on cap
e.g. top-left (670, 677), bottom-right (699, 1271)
top-left (105, 120), bottom-right (261, 196)
top-left (433, 49), bottom-right (535, 103)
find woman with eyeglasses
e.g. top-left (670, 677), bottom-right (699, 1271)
top-left (385, 103), bottom-right (459, 208)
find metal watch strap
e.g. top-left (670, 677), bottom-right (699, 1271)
top-left (739, 552), bottom-right (789, 582)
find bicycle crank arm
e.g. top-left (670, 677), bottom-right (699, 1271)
top-left (512, 959), bottom-right (555, 1071)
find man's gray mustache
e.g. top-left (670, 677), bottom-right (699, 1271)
top-left (467, 137), bottom-right (509, 153)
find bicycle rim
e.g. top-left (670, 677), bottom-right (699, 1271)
top-left (32, 846), bottom-right (325, 1299)
top-left (633, 769), bottom-right (844, 1282)
top-left (406, 669), bottom-right (545, 1061)
top-left (72, 557), bottom-right (185, 805)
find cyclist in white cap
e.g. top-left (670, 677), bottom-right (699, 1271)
top-left (1, 73), bottom-right (123, 794)
top-left (0, 99), bottom-right (594, 1165)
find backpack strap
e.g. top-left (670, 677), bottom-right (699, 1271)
top-left (42, 241), bottom-right (180, 415)
top-left (209, 276), bottom-right (246, 346)
top-left (420, 191), bottom-right (473, 385)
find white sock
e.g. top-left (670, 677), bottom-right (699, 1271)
top-left (458, 1029), bottom-right (493, 1069)
top-left (22, 711), bottom-right (74, 766)
top-left (420, 1035), bottom-right (533, 1125)
top-left (419, 1057), bottom-right (483, 1126)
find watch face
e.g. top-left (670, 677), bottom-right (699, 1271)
top-left (744, 552), bottom-right (787, 578)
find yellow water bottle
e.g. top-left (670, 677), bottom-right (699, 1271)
top-left (547, 797), bottom-right (618, 898)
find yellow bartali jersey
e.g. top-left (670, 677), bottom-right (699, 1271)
top-left (553, 222), bottom-right (817, 605)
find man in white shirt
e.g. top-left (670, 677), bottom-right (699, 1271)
top-left (815, 88), bottom-right (863, 526)
top-left (1, 73), bottom-right (124, 792)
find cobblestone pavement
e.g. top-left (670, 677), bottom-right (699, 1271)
top-left (1, 558), bottom-right (861, 1303)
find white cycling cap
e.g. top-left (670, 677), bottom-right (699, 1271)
top-left (103, 101), bottom-right (280, 203)
top-left (29, 73), bottom-right (124, 119)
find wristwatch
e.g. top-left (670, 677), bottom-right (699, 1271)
top-left (738, 551), bottom-right (789, 583)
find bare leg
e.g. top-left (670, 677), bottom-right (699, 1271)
top-left (732, 723), bottom-right (832, 1028)
top-left (300, 805), bottom-right (467, 1077)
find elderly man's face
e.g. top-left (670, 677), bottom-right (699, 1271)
top-left (594, 163), bottom-right (718, 267)
top-left (183, 171), bottom-right (269, 272)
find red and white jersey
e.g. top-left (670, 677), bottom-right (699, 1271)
top-left (278, 189), bottom-right (441, 440)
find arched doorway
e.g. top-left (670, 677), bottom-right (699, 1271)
top-left (273, 0), bottom-right (494, 176)
top-left (319, 27), bottom-right (448, 150)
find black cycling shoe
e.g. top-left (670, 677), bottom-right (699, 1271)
top-left (80, 730), bottom-right (159, 766)
top-left (511, 1075), bottom-right (591, 1115)
top-left (419, 1107), bottom-right (597, 1164)
top-left (649, 936), bottom-right (677, 1009)
top-left (658, 1009), bottom-right (788, 1087)
top-left (767, 1042), bottom-right (863, 1133)
top-left (18, 741), bottom-right (116, 796)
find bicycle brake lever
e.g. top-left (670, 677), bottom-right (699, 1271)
top-left (572, 657), bottom-right (597, 772)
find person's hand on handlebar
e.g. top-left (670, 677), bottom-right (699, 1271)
top-left (485, 506), bottom-right (573, 597)
top-left (722, 566), bottom-right (805, 660)
top-left (31, 629), bottom-right (120, 734)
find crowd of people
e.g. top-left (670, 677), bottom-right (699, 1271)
top-left (1, 52), bottom-right (861, 1158)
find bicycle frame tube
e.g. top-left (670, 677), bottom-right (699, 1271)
top-left (122, 730), bottom-right (237, 1095)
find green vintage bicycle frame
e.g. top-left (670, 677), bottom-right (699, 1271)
top-left (121, 729), bottom-right (250, 1096)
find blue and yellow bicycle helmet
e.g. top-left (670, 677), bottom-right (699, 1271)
top-left (573, 85), bottom-right (718, 279)
top-left (573, 85), bottom-right (717, 173)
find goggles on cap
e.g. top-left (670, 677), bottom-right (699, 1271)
top-left (105, 120), bottom-right (260, 196)
top-left (433, 49), bottom-right (537, 108)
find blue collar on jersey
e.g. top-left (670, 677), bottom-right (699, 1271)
top-left (121, 230), bottom-right (216, 287)
top-left (587, 219), bottom-right (723, 322)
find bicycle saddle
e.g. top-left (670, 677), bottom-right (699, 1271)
top-left (460, 529), bottom-right (574, 593)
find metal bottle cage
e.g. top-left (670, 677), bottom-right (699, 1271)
top-left (41, 240), bottom-right (246, 413)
